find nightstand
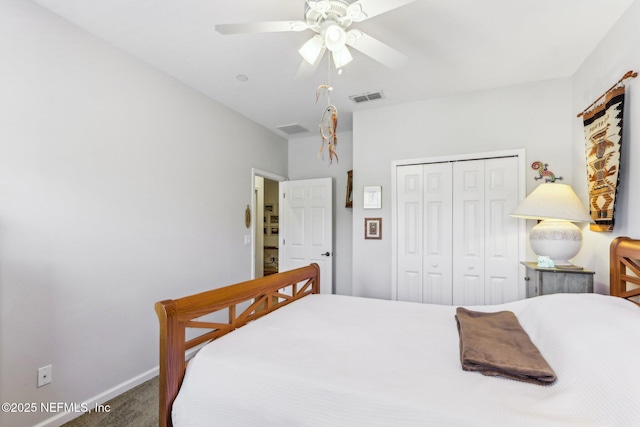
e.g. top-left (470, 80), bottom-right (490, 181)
top-left (521, 262), bottom-right (595, 298)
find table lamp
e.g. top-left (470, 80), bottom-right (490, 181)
top-left (510, 183), bottom-right (594, 266)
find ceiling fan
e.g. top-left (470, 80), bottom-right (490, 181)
top-left (215, 0), bottom-right (414, 76)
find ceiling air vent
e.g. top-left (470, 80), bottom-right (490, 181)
top-left (349, 91), bottom-right (385, 104)
top-left (276, 123), bottom-right (309, 135)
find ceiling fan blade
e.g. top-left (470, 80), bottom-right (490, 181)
top-left (346, 30), bottom-right (408, 69)
top-left (215, 21), bottom-right (308, 35)
top-left (347, 0), bottom-right (414, 22)
top-left (295, 48), bottom-right (325, 79)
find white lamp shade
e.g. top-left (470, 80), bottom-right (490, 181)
top-left (510, 183), bottom-right (593, 223)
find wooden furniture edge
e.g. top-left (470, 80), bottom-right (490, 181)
top-left (154, 263), bottom-right (320, 427)
top-left (610, 236), bottom-right (640, 305)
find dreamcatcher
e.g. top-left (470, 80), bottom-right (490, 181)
top-left (316, 84), bottom-right (339, 164)
top-left (317, 100), bottom-right (338, 163)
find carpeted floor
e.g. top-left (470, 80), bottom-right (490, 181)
top-left (61, 376), bottom-right (158, 426)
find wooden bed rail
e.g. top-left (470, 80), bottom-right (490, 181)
top-left (610, 237), bottom-right (640, 305)
top-left (154, 263), bottom-right (320, 427)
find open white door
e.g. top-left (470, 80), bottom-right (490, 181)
top-left (279, 178), bottom-right (333, 294)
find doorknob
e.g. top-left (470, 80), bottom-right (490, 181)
top-left (321, 252), bottom-right (331, 257)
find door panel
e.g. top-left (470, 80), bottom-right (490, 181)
top-left (398, 271), bottom-right (421, 302)
top-left (311, 207), bottom-right (326, 244)
top-left (453, 160), bottom-right (485, 306)
top-left (423, 162), bottom-right (453, 304)
top-left (425, 272), bottom-right (445, 304)
top-left (396, 165), bottom-right (423, 303)
top-left (280, 178), bottom-right (333, 294)
top-left (484, 157), bottom-right (520, 304)
top-left (461, 274), bottom-right (484, 305)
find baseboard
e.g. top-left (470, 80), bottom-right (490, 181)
top-left (32, 367), bottom-right (158, 427)
top-left (33, 347), bottom-right (201, 427)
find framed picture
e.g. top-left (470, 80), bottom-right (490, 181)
top-left (270, 215), bottom-right (279, 224)
top-left (271, 226), bottom-right (279, 235)
top-left (265, 203), bottom-right (274, 213)
top-left (364, 218), bottom-right (382, 239)
top-left (345, 170), bottom-right (353, 208)
top-left (363, 186), bottom-right (381, 209)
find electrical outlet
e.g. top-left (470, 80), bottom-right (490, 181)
top-left (37, 365), bottom-right (52, 387)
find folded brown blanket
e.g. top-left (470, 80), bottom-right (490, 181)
top-left (455, 307), bottom-right (557, 385)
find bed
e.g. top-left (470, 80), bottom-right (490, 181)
top-left (155, 237), bottom-right (640, 427)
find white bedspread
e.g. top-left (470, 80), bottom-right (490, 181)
top-left (172, 293), bottom-right (640, 426)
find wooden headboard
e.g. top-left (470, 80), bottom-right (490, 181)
top-left (610, 237), bottom-right (640, 305)
top-left (154, 264), bottom-right (320, 427)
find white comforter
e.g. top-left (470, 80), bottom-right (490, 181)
top-left (172, 293), bottom-right (640, 426)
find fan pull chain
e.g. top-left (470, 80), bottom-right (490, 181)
top-left (326, 53), bottom-right (331, 106)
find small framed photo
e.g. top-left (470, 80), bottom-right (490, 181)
top-left (270, 215), bottom-right (279, 224)
top-left (271, 227), bottom-right (279, 235)
top-left (363, 186), bottom-right (381, 209)
top-left (364, 218), bottom-right (382, 240)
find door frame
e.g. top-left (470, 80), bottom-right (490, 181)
top-left (390, 149), bottom-right (527, 301)
top-left (251, 168), bottom-right (287, 280)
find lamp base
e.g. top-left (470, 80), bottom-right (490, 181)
top-left (529, 220), bottom-right (583, 266)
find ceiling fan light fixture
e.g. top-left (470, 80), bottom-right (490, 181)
top-left (324, 24), bottom-right (347, 52)
top-left (332, 47), bottom-right (353, 68)
top-left (218, 0), bottom-right (414, 72)
top-left (299, 35), bottom-right (324, 64)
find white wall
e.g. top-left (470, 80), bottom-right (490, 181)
top-left (352, 79), bottom-right (573, 299)
top-left (0, 1), bottom-right (287, 426)
top-left (570, 0), bottom-right (640, 293)
top-left (288, 132), bottom-right (353, 295)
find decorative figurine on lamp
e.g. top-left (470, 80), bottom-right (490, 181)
top-left (510, 183), bottom-right (594, 267)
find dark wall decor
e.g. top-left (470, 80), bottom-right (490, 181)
top-left (346, 170), bottom-right (353, 208)
top-left (578, 70), bottom-right (637, 232)
top-left (364, 218), bottom-right (381, 239)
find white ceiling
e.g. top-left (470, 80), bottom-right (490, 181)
top-left (33, 0), bottom-right (635, 138)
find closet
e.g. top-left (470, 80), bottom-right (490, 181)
top-left (395, 155), bottom-right (522, 305)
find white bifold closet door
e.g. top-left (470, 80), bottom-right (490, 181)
top-left (396, 157), bottom-right (520, 305)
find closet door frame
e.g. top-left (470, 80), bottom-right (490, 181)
top-left (391, 149), bottom-right (527, 302)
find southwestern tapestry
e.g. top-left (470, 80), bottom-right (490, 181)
top-left (582, 85), bottom-right (625, 232)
